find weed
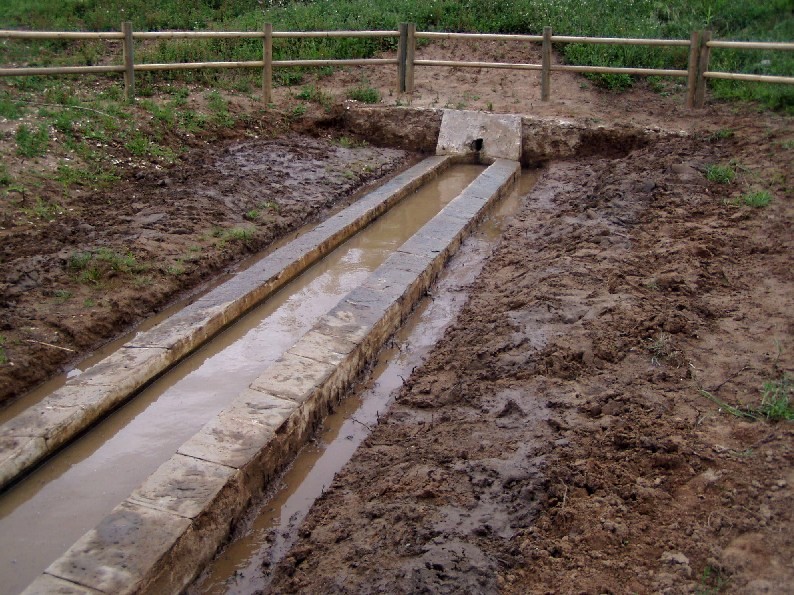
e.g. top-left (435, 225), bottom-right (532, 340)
top-left (53, 289), bottom-right (72, 303)
top-left (0, 165), bottom-right (11, 186)
top-left (347, 86), bottom-right (380, 104)
top-left (57, 164), bottom-right (119, 189)
top-left (95, 247), bottom-right (141, 273)
top-left (708, 128), bottom-right (735, 141)
top-left (125, 132), bottom-right (150, 156)
top-left (79, 267), bottom-right (102, 285)
top-left (223, 227), bottom-right (254, 243)
top-left (335, 135), bottom-right (367, 149)
top-left (0, 335), bottom-right (7, 365)
top-left (741, 190), bottom-right (772, 208)
top-left (289, 103), bottom-right (307, 119)
top-left (133, 274), bottom-right (153, 287)
top-left (647, 332), bottom-right (680, 366)
top-left (275, 71), bottom-right (303, 87)
top-left (67, 251), bottom-right (92, 271)
top-left (699, 389), bottom-right (759, 421)
top-left (783, 140), bottom-right (794, 150)
top-left (15, 124), bottom-right (49, 158)
top-left (705, 164), bottom-right (736, 184)
top-left (758, 375), bottom-right (793, 421)
top-left (0, 92), bottom-right (26, 119)
top-left (296, 84), bottom-right (332, 109)
top-left (206, 90), bottom-right (235, 127)
top-left (261, 200), bottom-right (280, 213)
top-left (166, 262), bottom-right (186, 276)
top-left (23, 198), bottom-right (62, 221)
top-left (244, 209), bottom-right (260, 221)
top-left (486, 101), bottom-right (494, 111)
top-left (697, 564), bottom-right (729, 594)
top-left (83, 298), bottom-right (96, 308)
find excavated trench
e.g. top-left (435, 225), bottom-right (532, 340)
top-left (0, 108), bottom-right (663, 595)
top-left (0, 162), bottom-right (485, 595)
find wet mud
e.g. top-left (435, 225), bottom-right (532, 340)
top-left (267, 129), bottom-right (793, 593)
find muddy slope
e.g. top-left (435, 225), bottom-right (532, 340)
top-left (0, 135), bottom-right (411, 405)
top-left (268, 129), bottom-right (793, 593)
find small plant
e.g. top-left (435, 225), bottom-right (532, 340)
top-left (0, 165), bottom-right (12, 186)
top-left (15, 124), bottom-right (49, 158)
top-left (224, 227), bottom-right (254, 242)
top-left (95, 247), bottom-right (140, 273)
top-left (68, 251), bottom-right (93, 271)
top-left (79, 267), bottom-right (102, 285)
top-left (23, 198), bottom-right (62, 221)
top-left (83, 298), bottom-right (96, 308)
top-left (166, 261), bottom-right (186, 276)
top-left (486, 101), bottom-right (494, 111)
top-left (758, 375), bottom-right (793, 421)
top-left (708, 128), bottom-right (735, 141)
top-left (782, 140), bottom-right (794, 150)
top-left (290, 103), bottom-right (307, 119)
top-left (261, 200), bottom-right (280, 213)
top-left (0, 335), bottom-right (7, 365)
top-left (206, 90), bottom-right (235, 127)
top-left (741, 190), bottom-right (772, 208)
top-left (53, 289), bottom-right (73, 303)
top-left (705, 164), bottom-right (736, 184)
top-left (244, 209), bottom-right (260, 221)
top-left (296, 84), bottom-right (332, 109)
top-left (697, 564), bottom-right (729, 594)
top-left (347, 85), bottom-right (380, 104)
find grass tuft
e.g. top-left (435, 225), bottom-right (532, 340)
top-left (705, 164), bottom-right (736, 184)
top-left (741, 190), bottom-right (772, 208)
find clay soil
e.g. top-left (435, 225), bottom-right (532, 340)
top-left (264, 42), bottom-right (793, 594)
top-left (2, 37), bottom-right (793, 593)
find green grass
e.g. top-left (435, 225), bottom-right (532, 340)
top-left (15, 123), bottom-right (49, 158)
top-left (758, 375), bottom-right (793, 421)
top-left (0, 1), bottom-right (791, 110)
top-left (700, 375), bottom-right (793, 422)
top-left (0, 335), bottom-right (7, 365)
top-left (741, 190), bottom-right (772, 208)
top-left (346, 85), bottom-right (381, 104)
top-left (706, 164), bottom-right (736, 184)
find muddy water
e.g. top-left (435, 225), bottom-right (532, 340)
top-left (189, 169), bottom-right (539, 595)
top-left (0, 165), bottom-right (483, 595)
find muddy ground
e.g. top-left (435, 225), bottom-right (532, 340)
top-left (0, 133), bottom-right (411, 403)
top-left (1, 35), bottom-right (793, 594)
top-left (264, 115), bottom-right (792, 592)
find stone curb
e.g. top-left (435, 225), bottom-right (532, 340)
top-left (0, 155), bottom-right (454, 492)
top-left (23, 159), bottom-right (520, 595)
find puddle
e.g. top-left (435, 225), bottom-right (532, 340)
top-left (189, 168), bottom-right (539, 595)
top-left (0, 164), bottom-right (483, 595)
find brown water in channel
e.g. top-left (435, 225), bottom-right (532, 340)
top-left (190, 170), bottom-right (539, 595)
top-left (0, 165), bottom-right (483, 595)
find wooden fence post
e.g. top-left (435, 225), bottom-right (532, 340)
top-left (694, 30), bottom-right (712, 109)
top-left (405, 22), bottom-right (416, 93)
top-left (685, 30), bottom-right (700, 108)
top-left (541, 26), bottom-right (552, 101)
top-left (122, 21), bottom-right (135, 102)
top-left (263, 23), bottom-right (273, 105)
top-left (397, 22), bottom-right (408, 93)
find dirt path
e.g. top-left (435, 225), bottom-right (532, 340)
top-left (266, 114), bottom-right (793, 593)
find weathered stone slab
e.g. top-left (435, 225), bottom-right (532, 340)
top-left (249, 352), bottom-right (336, 404)
top-left (128, 454), bottom-right (236, 519)
top-left (46, 501), bottom-right (191, 595)
top-left (288, 329), bottom-right (356, 367)
top-left (437, 110), bottom-right (522, 162)
top-left (0, 435), bottom-right (46, 487)
top-left (21, 574), bottom-right (102, 595)
top-left (178, 390), bottom-right (297, 469)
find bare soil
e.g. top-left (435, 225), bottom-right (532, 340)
top-left (0, 129), bottom-right (411, 404)
top-left (1, 37), bottom-right (792, 593)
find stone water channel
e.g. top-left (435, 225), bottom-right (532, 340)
top-left (190, 171), bottom-right (539, 595)
top-left (0, 164), bottom-right (484, 595)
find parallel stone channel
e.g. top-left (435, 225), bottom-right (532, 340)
top-left (190, 170), bottom-right (539, 595)
top-left (0, 164), bottom-right (483, 595)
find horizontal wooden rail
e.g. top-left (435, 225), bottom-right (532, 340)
top-left (0, 65), bottom-right (125, 76)
top-left (551, 65), bottom-right (689, 77)
top-left (551, 35), bottom-right (691, 47)
top-left (704, 72), bottom-right (794, 84)
top-left (274, 58), bottom-right (397, 67)
top-left (417, 32), bottom-right (542, 42)
top-left (0, 30), bottom-right (123, 39)
top-left (136, 60), bottom-right (263, 72)
top-left (707, 40), bottom-right (794, 50)
top-left (272, 30), bottom-right (397, 38)
top-left (415, 59), bottom-right (542, 71)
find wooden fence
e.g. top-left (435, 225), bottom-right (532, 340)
top-left (1, 23), bottom-right (792, 109)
